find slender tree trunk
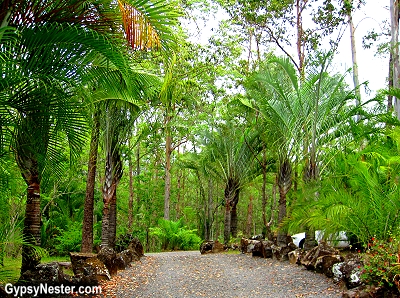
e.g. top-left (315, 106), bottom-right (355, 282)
top-left (128, 144), bottom-right (134, 231)
top-left (223, 201), bottom-right (231, 245)
top-left (246, 195), bottom-right (253, 237)
top-left (261, 149), bottom-right (267, 227)
top-left (101, 152), bottom-right (115, 247)
top-left (164, 121), bottom-right (172, 220)
top-left (391, 0), bottom-right (400, 120)
top-left (206, 178), bottom-right (213, 241)
top-left (82, 110), bottom-right (100, 253)
top-left (21, 175), bottom-right (41, 274)
top-left (108, 190), bottom-right (117, 248)
top-left (348, 9), bottom-right (361, 120)
top-left (296, 0), bottom-right (305, 75)
top-left (389, 52), bottom-right (394, 112)
top-left (277, 159), bottom-right (292, 247)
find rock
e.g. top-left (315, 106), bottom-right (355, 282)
top-left (262, 240), bottom-right (274, 258)
top-left (300, 241), bottom-right (340, 270)
top-left (212, 240), bottom-right (225, 253)
top-left (115, 250), bottom-right (134, 270)
top-left (200, 241), bottom-right (214, 254)
top-left (332, 262), bottom-right (344, 282)
top-left (252, 241), bottom-right (265, 257)
top-left (19, 262), bottom-right (66, 284)
top-left (70, 252), bottom-right (97, 276)
top-left (342, 285), bottom-right (386, 298)
top-left (97, 247), bottom-right (118, 276)
top-left (128, 238), bottom-right (144, 259)
top-left (315, 254), bottom-right (344, 278)
top-left (341, 253), bottom-right (363, 289)
top-left (79, 257), bottom-right (111, 283)
top-left (288, 248), bottom-right (303, 265)
top-left (271, 244), bottom-right (296, 261)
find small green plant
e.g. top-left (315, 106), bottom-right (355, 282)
top-left (361, 237), bottom-right (400, 291)
top-left (54, 222), bottom-right (82, 255)
top-left (150, 219), bottom-right (201, 251)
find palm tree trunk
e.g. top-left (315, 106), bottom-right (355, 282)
top-left (108, 190), bottom-right (117, 248)
top-left (101, 152), bottom-right (114, 247)
top-left (128, 145), bottom-right (134, 231)
top-left (164, 125), bottom-right (172, 220)
top-left (81, 110), bottom-right (100, 253)
top-left (223, 201), bottom-right (231, 245)
top-left (348, 8), bottom-right (361, 120)
top-left (21, 175), bottom-right (41, 274)
top-left (277, 159), bottom-right (292, 247)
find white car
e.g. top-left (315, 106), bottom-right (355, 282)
top-left (291, 230), bottom-right (349, 248)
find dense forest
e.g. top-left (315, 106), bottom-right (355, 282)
top-left (1, 0), bottom-right (400, 291)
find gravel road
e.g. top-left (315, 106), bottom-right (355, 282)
top-left (99, 251), bottom-right (343, 298)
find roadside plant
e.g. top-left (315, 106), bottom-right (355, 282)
top-left (150, 219), bottom-right (201, 251)
top-left (361, 236), bottom-right (400, 292)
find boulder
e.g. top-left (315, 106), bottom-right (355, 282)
top-left (70, 252), bottom-right (97, 276)
top-left (300, 241), bottom-right (340, 270)
top-left (262, 240), bottom-right (274, 258)
top-left (341, 253), bottom-right (363, 289)
top-left (97, 247), bottom-right (118, 276)
top-left (115, 250), bottom-right (134, 270)
top-left (288, 248), bottom-right (303, 265)
top-left (128, 238), bottom-right (144, 259)
top-left (19, 262), bottom-right (66, 284)
top-left (342, 285), bottom-right (387, 298)
top-left (212, 240), bottom-right (225, 253)
top-left (240, 238), bottom-right (249, 254)
top-left (315, 254), bottom-right (343, 278)
top-left (79, 257), bottom-right (111, 283)
top-left (200, 241), bottom-right (214, 254)
top-left (252, 241), bottom-right (265, 257)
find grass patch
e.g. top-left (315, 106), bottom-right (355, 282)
top-left (0, 255), bottom-right (71, 286)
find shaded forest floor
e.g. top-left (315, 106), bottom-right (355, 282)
top-left (96, 251), bottom-right (343, 298)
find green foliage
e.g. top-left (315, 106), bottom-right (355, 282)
top-left (362, 237), bottom-right (400, 290)
top-left (150, 219), bottom-right (201, 251)
top-left (54, 222), bottom-right (82, 256)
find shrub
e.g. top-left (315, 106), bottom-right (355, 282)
top-left (54, 222), bottom-right (82, 255)
top-left (361, 237), bottom-right (400, 292)
top-left (150, 219), bottom-right (201, 251)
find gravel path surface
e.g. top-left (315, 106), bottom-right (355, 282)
top-left (99, 251), bottom-right (343, 298)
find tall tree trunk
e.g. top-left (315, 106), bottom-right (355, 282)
top-left (296, 0), bottom-right (305, 75)
top-left (277, 159), bottom-right (292, 247)
top-left (82, 110), bottom-right (100, 253)
top-left (391, 0), bottom-right (400, 120)
top-left (128, 142), bottom-right (134, 231)
top-left (230, 200), bottom-right (238, 238)
top-left (246, 195), bottom-right (253, 237)
top-left (348, 8), bottom-right (361, 120)
top-left (205, 178), bottom-right (213, 241)
top-left (164, 120), bottom-right (172, 220)
top-left (261, 148), bottom-right (268, 228)
top-left (101, 152), bottom-right (115, 247)
top-left (108, 189), bottom-right (117, 248)
top-left (21, 175), bottom-right (41, 274)
top-left (389, 52), bottom-right (394, 112)
top-left (223, 201), bottom-right (231, 245)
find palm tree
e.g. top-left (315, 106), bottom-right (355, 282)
top-left (0, 1), bottom-right (136, 273)
top-left (247, 54), bottom-right (358, 248)
top-left (80, 0), bottom-right (180, 252)
top-left (201, 121), bottom-right (260, 244)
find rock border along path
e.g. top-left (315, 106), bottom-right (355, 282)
top-left (97, 251), bottom-right (343, 298)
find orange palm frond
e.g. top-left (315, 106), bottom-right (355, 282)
top-left (118, 0), bottom-right (161, 51)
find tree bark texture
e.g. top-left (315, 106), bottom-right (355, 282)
top-left (224, 178), bottom-right (239, 244)
top-left (21, 177), bottom-right (41, 274)
top-left (164, 125), bottom-right (172, 220)
top-left (81, 110), bottom-right (100, 253)
top-left (391, 0), bottom-right (400, 120)
top-left (277, 159), bottom-right (292, 247)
